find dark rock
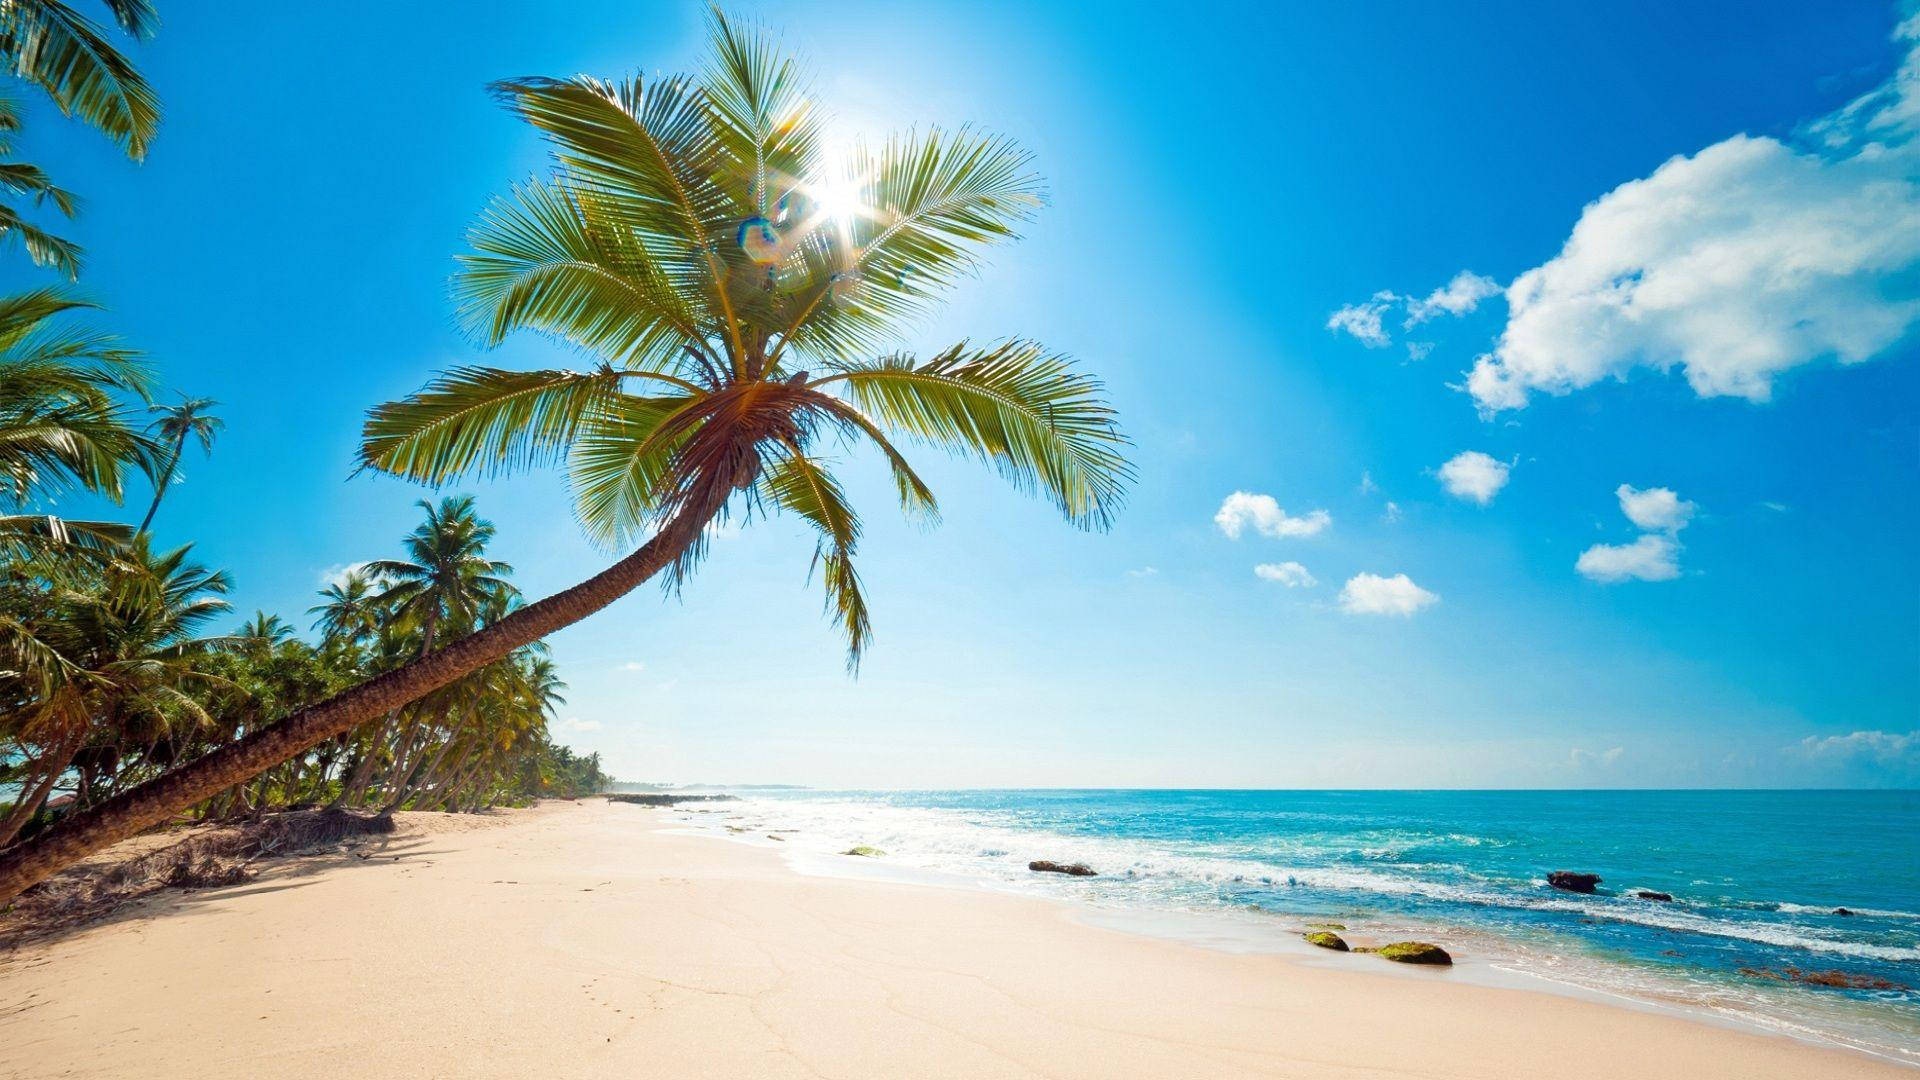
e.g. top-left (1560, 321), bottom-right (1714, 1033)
top-left (606, 793), bottom-right (738, 807)
top-left (1377, 941), bottom-right (1452, 965)
top-left (1028, 860), bottom-right (1098, 877)
top-left (1308, 922), bottom-right (1348, 931)
top-left (1547, 871), bottom-right (1601, 894)
top-left (1634, 890), bottom-right (1674, 902)
top-left (1833, 907), bottom-right (1854, 917)
top-left (1739, 966), bottom-right (1907, 992)
top-left (1303, 931), bottom-right (1348, 951)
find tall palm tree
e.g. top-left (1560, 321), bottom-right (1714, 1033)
top-left (366, 495), bottom-right (513, 653)
top-left (308, 567), bottom-right (382, 649)
top-left (0, 1), bottom-right (161, 276)
top-left (134, 395), bottom-right (220, 536)
top-left (0, 11), bottom-right (1130, 901)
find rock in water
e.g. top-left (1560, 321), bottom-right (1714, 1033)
top-left (1834, 907), bottom-right (1854, 917)
top-left (1304, 931), bottom-right (1349, 951)
top-left (842, 846), bottom-right (885, 857)
top-left (1377, 941), bottom-right (1453, 965)
top-left (1028, 860), bottom-right (1098, 877)
top-left (1547, 871), bottom-right (1601, 894)
top-left (1634, 890), bottom-right (1674, 902)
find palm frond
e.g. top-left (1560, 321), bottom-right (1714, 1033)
top-left (761, 447), bottom-right (869, 668)
top-left (0, 0), bottom-right (161, 158)
top-left (813, 341), bottom-right (1130, 529)
top-left (0, 202), bottom-right (81, 278)
top-left (566, 391), bottom-right (706, 548)
top-left (359, 365), bottom-right (631, 485)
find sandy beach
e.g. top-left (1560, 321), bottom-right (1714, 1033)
top-left (1, 798), bottom-right (1908, 1079)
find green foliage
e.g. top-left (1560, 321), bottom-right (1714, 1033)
top-left (361, 9), bottom-right (1132, 669)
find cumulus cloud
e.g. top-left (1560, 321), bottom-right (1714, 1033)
top-left (1576, 533), bottom-right (1681, 583)
top-left (1214, 492), bottom-right (1331, 539)
top-left (317, 561), bottom-right (375, 590)
top-left (1790, 729), bottom-right (1918, 766)
top-left (1467, 19), bottom-right (1920, 412)
top-left (1326, 292), bottom-right (1395, 347)
top-left (1254, 561), bottom-right (1317, 587)
top-left (1437, 451), bottom-right (1512, 505)
top-left (1571, 746), bottom-right (1625, 768)
top-left (1338, 572), bottom-right (1439, 616)
top-left (1616, 484), bottom-right (1696, 533)
top-left (1406, 271), bottom-right (1500, 325)
top-left (1329, 272), bottom-right (1501, 348)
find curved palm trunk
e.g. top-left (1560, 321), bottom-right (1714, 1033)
top-left (0, 495), bottom-right (722, 903)
top-left (135, 435), bottom-right (186, 537)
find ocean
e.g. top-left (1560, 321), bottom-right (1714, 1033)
top-left (667, 788), bottom-right (1920, 1064)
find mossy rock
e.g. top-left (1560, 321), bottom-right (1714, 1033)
top-left (1308, 922), bottom-right (1348, 931)
top-left (1377, 941), bottom-right (1452, 965)
top-left (842, 845), bottom-right (886, 857)
top-left (1303, 931), bottom-right (1349, 951)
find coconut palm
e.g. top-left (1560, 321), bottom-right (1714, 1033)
top-left (0, 287), bottom-right (153, 555)
top-left (0, 536), bottom-right (227, 843)
top-left (134, 395), bottom-right (219, 536)
top-left (0, 1), bottom-right (161, 275)
top-left (308, 568), bottom-right (382, 649)
top-left (0, 10), bottom-right (1130, 901)
top-left (366, 495), bottom-right (514, 654)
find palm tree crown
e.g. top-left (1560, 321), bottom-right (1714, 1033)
top-left (362, 10), bottom-right (1131, 666)
top-left (134, 394), bottom-right (221, 536)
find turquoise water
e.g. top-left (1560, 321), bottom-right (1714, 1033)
top-left (702, 789), bottom-right (1920, 1062)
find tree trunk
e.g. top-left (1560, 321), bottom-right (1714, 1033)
top-left (134, 437), bottom-right (184, 538)
top-left (0, 738), bottom-right (78, 847)
top-left (0, 493), bottom-right (722, 903)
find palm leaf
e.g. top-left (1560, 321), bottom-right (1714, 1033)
top-left (813, 341), bottom-right (1130, 528)
top-left (761, 447), bottom-right (869, 667)
top-left (0, 0), bottom-right (160, 159)
top-left (359, 365), bottom-right (632, 485)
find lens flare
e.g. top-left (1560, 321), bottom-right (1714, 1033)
top-left (737, 216), bottom-right (782, 264)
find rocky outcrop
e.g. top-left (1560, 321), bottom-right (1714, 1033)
top-left (1308, 922), bottom-right (1348, 931)
top-left (1377, 941), bottom-right (1452, 965)
top-left (842, 846), bottom-right (886, 857)
top-left (606, 793), bottom-right (738, 807)
top-left (1634, 890), bottom-right (1673, 902)
top-left (1833, 907), bottom-right (1854, 917)
top-left (1028, 860), bottom-right (1097, 877)
top-left (1303, 931), bottom-right (1348, 951)
top-left (1739, 966), bottom-right (1907, 992)
top-left (1547, 871), bottom-right (1601, 894)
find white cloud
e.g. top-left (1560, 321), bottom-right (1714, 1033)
top-left (1790, 729), bottom-right (1918, 766)
top-left (1571, 746), bottom-right (1625, 768)
top-left (1124, 566), bottom-right (1160, 580)
top-left (1404, 341), bottom-right (1434, 362)
top-left (1358, 471), bottom-right (1378, 494)
top-left (1326, 292), bottom-right (1395, 347)
top-left (1214, 492), bottom-right (1331, 539)
top-left (617, 661), bottom-right (646, 672)
top-left (556, 716), bottom-right (605, 733)
top-left (1615, 484), bottom-right (1696, 533)
top-left (1576, 534), bottom-right (1681, 583)
top-left (1437, 451), bottom-right (1512, 505)
top-left (1338, 572), bottom-right (1438, 616)
top-left (1468, 21), bottom-right (1920, 412)
top-left (317, 561), bottom-right (375, 590)
top-left (1382, 500), bottom-right (1402, 524)
top-left (1759, 500), bottom-right (1790, 513)
top-left (1254, 561), bottom-right (1317, 588)
top-left (1406, 271), bottom-right (1500, 325)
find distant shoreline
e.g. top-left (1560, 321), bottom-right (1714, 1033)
top-left (1, 798), bottom-right (1908, 1079)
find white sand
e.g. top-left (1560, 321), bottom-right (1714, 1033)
top-left (2, 799), bottom-right (1907, 1078)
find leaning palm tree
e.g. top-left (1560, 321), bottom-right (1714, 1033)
top-left (0, 11), bottom-right (1130, 901)
top-left (134, 394), bottom-right (220, 536)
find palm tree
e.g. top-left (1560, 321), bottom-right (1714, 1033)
top-left (0, 536), bottom-right (228, 843)
top-left (308, 568), bottom-right (382, 649)
top-left (0, 11), bottom-right (1130, 901)
top-left (134, 395), bottom-right (220, 536)
top-left (366, 495), bottom-right (513, 653)
top-left (0, 287), bottom-right (154, 554)
top-left (0, 1), bottom-right (161, 276)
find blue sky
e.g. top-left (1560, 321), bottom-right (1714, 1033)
top-left (12, 0), bottom-right (1918, 787)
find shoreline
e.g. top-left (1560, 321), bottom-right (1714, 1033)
top-left (2, 799), bottom-right (1911, 1079)
top-left (675, 807), bottom-right (1920, 1068)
